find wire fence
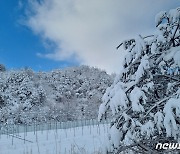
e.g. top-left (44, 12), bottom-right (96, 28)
top-left (0, 118), bottom-right (111, 136)
top-left (0, 118), bottom-right (111, 154)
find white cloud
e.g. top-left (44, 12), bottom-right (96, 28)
top-left (26, 0), bottom-right (178, 73)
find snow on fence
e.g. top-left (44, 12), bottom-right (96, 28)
top-left (0, 118), bottom-right (110, 136)
top-left (0, 119), bottom-right (110, 154)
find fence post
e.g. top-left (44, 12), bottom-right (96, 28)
top-left (24, 125), bottom-right (26, 144)
top-left (0, 123), bottom-right (1, 138)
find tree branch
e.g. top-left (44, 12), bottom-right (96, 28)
top-left (116, 43), bottom-right (123, 49)
top-left (171, 21), bottom-right (179, 47)
top-left (116, 139), bottom-right (156, 154)
top-left (144, 89), bottom-right (179, 118)
top-left (154, 74), bottom-right (180, 82)
top-left (116, 143), bottom-right (138, 153)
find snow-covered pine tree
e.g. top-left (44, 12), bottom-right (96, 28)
top-left (98, 7), bottom-right (180, 153)
top-left (0, 64), bottom-right (6, 72)
top-left (0, 65), bottom-right (113, 124)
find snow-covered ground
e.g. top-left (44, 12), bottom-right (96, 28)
top-left (0, 123), bottom-right (110, 154)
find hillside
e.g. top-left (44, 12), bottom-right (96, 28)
top-left (0, 65), bottom-right (113, 124)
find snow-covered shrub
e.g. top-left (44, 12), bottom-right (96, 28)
top-left (99, 7), bottom-right (180, 153)
top-left (0, 65), bottom-right (113, 124)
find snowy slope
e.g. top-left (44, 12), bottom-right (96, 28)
top-left (0, 124), bottom-right (109, 154)
top-left (0, 65), bottom-right (113, 125)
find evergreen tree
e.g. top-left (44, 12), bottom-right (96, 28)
top-left (0, 65), bottom-right (113, 124)
top-left (0, 64), bottom-right (6, 72)
top-left (98, 7), bottom-right (180, 153)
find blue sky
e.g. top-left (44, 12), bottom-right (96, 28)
top-left (0, 0), bottom-right (179, 73)
top-left (0, 0), bottom-right (78, 71)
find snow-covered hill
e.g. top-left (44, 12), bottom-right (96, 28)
top-left (0, 65), bottom-right (113, 124)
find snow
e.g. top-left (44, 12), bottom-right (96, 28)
top-left (166, 83), bottom-right (175, 95)
top-left (163, 97), bottom-right (180, 138)
top-left (0, 123), bottom-right (110, 154)
top-left (109, 125), bottom-right (122, 148)
top-left (154, 111), bottom-right (164, 134)
top-left (101, 81), bottom-right (129, 116)
top-left (102, 86), bottom-right (112, 105)
top-left (141, 120), bottom-right (154, 138)
top-left (98, 103), bottom-right (106, 121)
top-left (110, 87), bottom-right (128, 115)
top-left (163, 46), bottom-right (180, 67)
top-left (130, 87), bottom-right (147, 112)
top-left (124, 52), bottom-right (133, 66)
top-left (123, 130), bottom-right (134, 146)
top-left (159, 60), bottom-right (166, 74)
top-left (98, 6), bottom-right (180, 152)
top-left (0, 66), bottom-right (113, 125)
top-left (155, 11), bottom-right (167, 27)
top-left (135, 55), bottom-right (150, 83)
top-left (142, 82), bottom-right (154, 92)
top-left (168, 7), bottom-right (180, 23)
top-left (150, 42), bottom-right (157, 54)
top-left (173, 49), bottom-right (180, 67)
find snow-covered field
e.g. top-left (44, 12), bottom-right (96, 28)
top-left (0, 123), bottom-right (110, 154)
